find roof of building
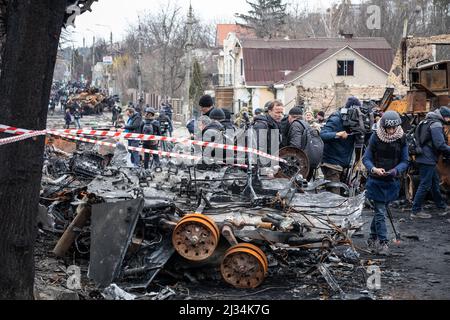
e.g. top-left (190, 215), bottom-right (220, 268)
top-left (240, 37), bottom-right (394, 86)
top-left (215, 24), bottom-right (256, 47)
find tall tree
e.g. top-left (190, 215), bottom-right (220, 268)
top-left (189, 59), bottom-right (204, 110)
top-left (236, 0), bottom-right (287, 38)
top-left (122, 2), bottom-right (215, 99)
top-left (0, 0), bottom-right (95, 300)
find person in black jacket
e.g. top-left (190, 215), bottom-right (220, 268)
top-left (283, 106), bottom-right (307, 149)
top-left (64, 109), bottom-right (72, 129)
top-left (123, 107), bottom-right (143, 168)
top-left (199, 94), bottom-right (215, 118)
top-left (412, 106), bottom-right (450, 219)
top-left (283, 106), bottom-right (323, 180)
top-left (112, 104), bottom-right (123, 127)
top-left (201, 109), bottom-right (225, 164)
top-left (221, 109), bottom-right (236, 131)
top-left (142, 108), bottom-right (161, 170)
top-left (253, 100), bottom-right (285, 162)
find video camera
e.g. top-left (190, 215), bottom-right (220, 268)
top-left (341, 104), bottom-right (374, 148)
top-left (159, 120), bottom-right (170, 136)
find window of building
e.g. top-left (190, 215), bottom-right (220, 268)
top-left (337, 60), bottom-right (354, 76)
top-left (240, 58), bottom-right (244, 76)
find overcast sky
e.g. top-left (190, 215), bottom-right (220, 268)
top-left (67, 0), bottom-right (337, 47)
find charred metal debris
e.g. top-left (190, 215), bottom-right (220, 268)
top-left (38, 137), bottom-right (366, 299)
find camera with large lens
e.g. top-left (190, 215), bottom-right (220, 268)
top-left (160, 120), bottom-right (170, 136)
top-left (341, 104), bottom-right (374, 148)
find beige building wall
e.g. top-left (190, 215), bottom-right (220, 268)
top-left (297, 48), bottom-right (388, 88)
top-left (251, 88), bottom-right (275, 111)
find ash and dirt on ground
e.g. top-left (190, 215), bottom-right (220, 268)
top-left (34, 112), bottom-right (450, 301)
top-left (34, 206), bottom-right (450, 301)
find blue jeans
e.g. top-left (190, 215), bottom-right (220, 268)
top-left (128, 140), bottom-right (141, 167)
top-left (75, 118), bottom-right (81, 129)
top-left (412, 164), bottom-right (446, 213)
top-left (370, 201), bottom-right (388, 243)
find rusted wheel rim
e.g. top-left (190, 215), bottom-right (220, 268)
top-left (172, 214), bottom-right (219, 261)
top-left (221, 243), bottom-right (268, 289)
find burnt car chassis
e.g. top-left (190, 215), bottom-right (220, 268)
top-left (44, 144), bottom-right (364, 293)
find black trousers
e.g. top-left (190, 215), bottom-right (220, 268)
top-left (143, 143), bottom-right (161, 169)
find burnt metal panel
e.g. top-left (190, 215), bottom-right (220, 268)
top-left (88, 198), bottom-right (144, 288)
top-left (407, 91), bottom-right (428, 113)
top-left (119, 235), bottom-right (175, 291)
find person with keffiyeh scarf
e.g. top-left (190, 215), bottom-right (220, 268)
top-left (363, 111), bottom-right (409, 256)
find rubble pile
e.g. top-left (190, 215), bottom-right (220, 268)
top-left (35, 136), bottom-right (372, 300)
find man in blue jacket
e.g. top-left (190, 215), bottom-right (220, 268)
top-left (320, 97), bottom-right (361, 193)
top-left (411, 106), bottom-right (450, 219)
top-left (363, 111), bottom-right (409, 256)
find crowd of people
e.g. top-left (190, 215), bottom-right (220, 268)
top-left (56, 91), bottom-right (450, 257)
top-left (184, 94), bottom-right (450, 256)
top-left (119, 101), bottom-right (175, 170)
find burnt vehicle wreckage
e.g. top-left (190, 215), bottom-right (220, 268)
top-left (37, 131), bottom-right (367, 299)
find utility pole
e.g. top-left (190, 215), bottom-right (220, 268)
top-left (183, 4), bottom-right (194, 124)
top-left (137, 18), bottom-right (143, 104)
top-left (110, 31), bottom-right (113, 52)
top-left (92, 35), bottom-right (96, 85)
top-left (71, 45), bottom-right (75, 81)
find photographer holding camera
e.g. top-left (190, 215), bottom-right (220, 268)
top-left (158, 111), bottom-right (173, 138)
top-left (320, 97), bottom-right (366, 194)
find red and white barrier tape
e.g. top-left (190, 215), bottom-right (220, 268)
top-left (56, 129), bottom-right (285, 163)
top-left (0, 130), bottom-right (47, 146)
top-left (0, 124), bottom-right (284, 164)
top-left (53, 132), bottom-right (202, 161)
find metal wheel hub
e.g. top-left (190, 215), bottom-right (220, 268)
top-left (172, 214), bottom-right (219, 261)
top-left (221, 243), bottom-right (268, 289)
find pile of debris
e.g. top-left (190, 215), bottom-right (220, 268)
top-left (66, 88), bottom-right (118, 115)
top-left (36, 136), bottom-right (369, 300)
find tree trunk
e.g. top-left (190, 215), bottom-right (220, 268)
top-left (0, 0), bottom-right (67, 300)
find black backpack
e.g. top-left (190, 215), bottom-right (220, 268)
top-left (293, 120), bottom-right (324, 168)
top-left (407, 119), bottom-right (440, 156)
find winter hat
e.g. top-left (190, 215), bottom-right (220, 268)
top-left (345, 96), bottom-right (362, 109)
top-left (440, 106), bottom-right (450, 118)
top-left (145, 107), bottom-right (157, 115)
top-left (381, 111), bottom-right (402, 128)
top-left (254, 108), bottom-right (263, 115)
top-left (210, 108), bottom-right (226, 121)
top-left (199, 95), bottom-right (214, 108)
top-left (289, 106), bottom-right (304, 116)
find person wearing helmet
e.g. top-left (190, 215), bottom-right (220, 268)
top-left (363, 111), bottom-right (409, 256)
top-left (141, 107), bottom-right (161, 170)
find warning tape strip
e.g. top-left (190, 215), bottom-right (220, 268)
top-left (0, 130), bottom-right (47, 146)
top-left (0, 124), bottom-right (285, 163)
top-left (54, 132), bottom-right (249, 168)
top-left (53, 132), bottom-right (201, 161)
top-left (57, 129), bottom-right (285, 163)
